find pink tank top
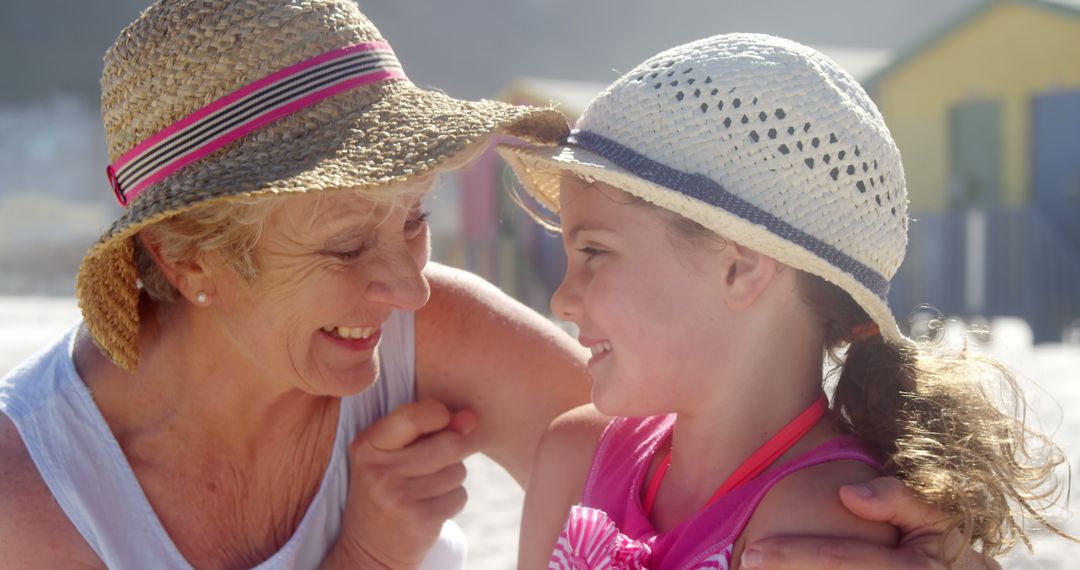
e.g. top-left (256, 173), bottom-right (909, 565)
top-left (549, 415), bottom-right (881, 569)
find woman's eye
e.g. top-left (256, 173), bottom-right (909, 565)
top-left (324, 242), bottom-right (366, 261)
top-left (404, 211), bottom-right (430, 239)
top-left (331, 248), bottom-right (364, 261)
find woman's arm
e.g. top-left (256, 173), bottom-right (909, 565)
top-left (0, 415), bottom-right (104, 569)
top-left (414, 263), bottom-right (591, 485)
top-left (741, 476), bottom-right (1002, 570)
top-left (324, 264), bottom-right (588, 568)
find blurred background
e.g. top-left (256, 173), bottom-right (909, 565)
top-left (1, 0), bottom-right (1078, 567)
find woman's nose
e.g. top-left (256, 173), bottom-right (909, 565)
top-left (365, 250), bottom-right (431, 311)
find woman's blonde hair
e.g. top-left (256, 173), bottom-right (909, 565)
top-left (134, 169), bottom-right (449, 301)
top-left (134, 195), bottom-right (277, 301)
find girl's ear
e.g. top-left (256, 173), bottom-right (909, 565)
top-left (721, 244), bottom-right (779, 312)
top-left (138, 232), bottom-right (216, 305)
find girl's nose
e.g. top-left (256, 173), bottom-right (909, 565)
top-left (549, 272), bottom-right (582, 322)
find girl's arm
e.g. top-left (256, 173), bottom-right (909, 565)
top-left (732, 460), bottom-right (898, 570)
top-left (518, 405), bottom-right (608, 570)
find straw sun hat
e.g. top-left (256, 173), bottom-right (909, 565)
top-left (78, 0), bottom-right (569, 372)
top-left (498, 33), bottom-right (915, 348)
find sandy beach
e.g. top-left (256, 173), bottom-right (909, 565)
top-left (1, 296), bottom-right (1076, 568)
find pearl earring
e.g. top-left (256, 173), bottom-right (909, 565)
top-left (195, 291), bottom-right (209, 305)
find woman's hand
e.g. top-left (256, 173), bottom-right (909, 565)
top-left (740, 476), bottom-right (1000, 570)
top-left (322, 399), bottom-right (476, 569)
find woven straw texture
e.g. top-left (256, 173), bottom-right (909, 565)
top-left (498, 33), bottom-right (913, 347)
top-left (79, 0), bottom-right (569, 371)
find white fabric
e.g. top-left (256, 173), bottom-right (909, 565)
top-left (0, 310), bottom-right (466, 569)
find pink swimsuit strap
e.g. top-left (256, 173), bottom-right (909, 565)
top-left (641, 395), bottom-right (829, 516)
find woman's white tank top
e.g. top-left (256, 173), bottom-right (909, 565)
top-left (0, 310), bottom-right (466, 569)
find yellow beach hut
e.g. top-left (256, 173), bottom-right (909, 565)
top-left (863, 0), bottom-right (1080, 341)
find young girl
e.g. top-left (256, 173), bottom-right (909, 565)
top-left (498, 34), bottom-right (1074, 569)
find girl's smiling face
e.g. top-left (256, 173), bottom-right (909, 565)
top-left (205, 187), bottom-right (432, 397)
top-left (550, 176), bottom-right (734, 416)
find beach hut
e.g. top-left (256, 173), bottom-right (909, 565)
top-left (863, 0), bottom-right (1080, 341)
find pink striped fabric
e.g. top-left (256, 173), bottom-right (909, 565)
top-left (690, 549), bottom-right (732, 570)
top-left (549, 507), bottom-right (734, 569)
top-left (550, 506), bottom-right (652, 569)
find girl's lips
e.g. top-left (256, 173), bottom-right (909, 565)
top-left (587, 349), bottom-right (611, 367)
top-left (320, 327), bottom-right (382, 352)
top-left (580, 336), bottom-right (613, 367)
top-left (578, 335), bottom-right (607, 347)
top-left (578, 336), bottom-right (613, 362)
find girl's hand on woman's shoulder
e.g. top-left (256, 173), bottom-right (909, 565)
top-left (739, 476), bottom-right (1001, 570)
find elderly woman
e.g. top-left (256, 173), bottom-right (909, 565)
top-left (0, 1), bottom-right (1000, 569)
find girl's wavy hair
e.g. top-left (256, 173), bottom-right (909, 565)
top-left (531, 171), bottom-right (1077, 559)
top-left (800, 275), bottom-right (1075, 558)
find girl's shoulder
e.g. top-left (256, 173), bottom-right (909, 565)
top-left (525, 406), bottom-right (667, 520)
top-left (519, 404), bottom-right (612, 569)
top-left (535, 404), bottom-right (612, 486)
top-left (732, 445), bottom-right (898, 565)
top-left (535, 408), bottom-right (674, 497)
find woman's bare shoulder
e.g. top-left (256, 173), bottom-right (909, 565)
top-left (0, 413), bottom-right (103, 568)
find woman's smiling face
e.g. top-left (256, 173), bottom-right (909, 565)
top-left (206, 186), bottom-right (432, 397)
top-left (550, 176), bottom-right (733, 417)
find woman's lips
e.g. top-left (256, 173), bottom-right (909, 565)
top-left (320, 326), bottom-right (382, 352)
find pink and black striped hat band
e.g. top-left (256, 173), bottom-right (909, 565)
top-left (105, 41), bottom-right (405, 206)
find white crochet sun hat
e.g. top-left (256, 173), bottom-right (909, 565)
top-left (498, 33), bottom-right (914, 347)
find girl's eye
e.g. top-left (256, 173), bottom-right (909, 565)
top-left (405, 211), bottom-right (430, 239)
top-left (579, 246), bottom-right (603, 260)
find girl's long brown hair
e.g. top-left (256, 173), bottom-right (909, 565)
top-left (800, 273), bottom-right (1076, 557)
